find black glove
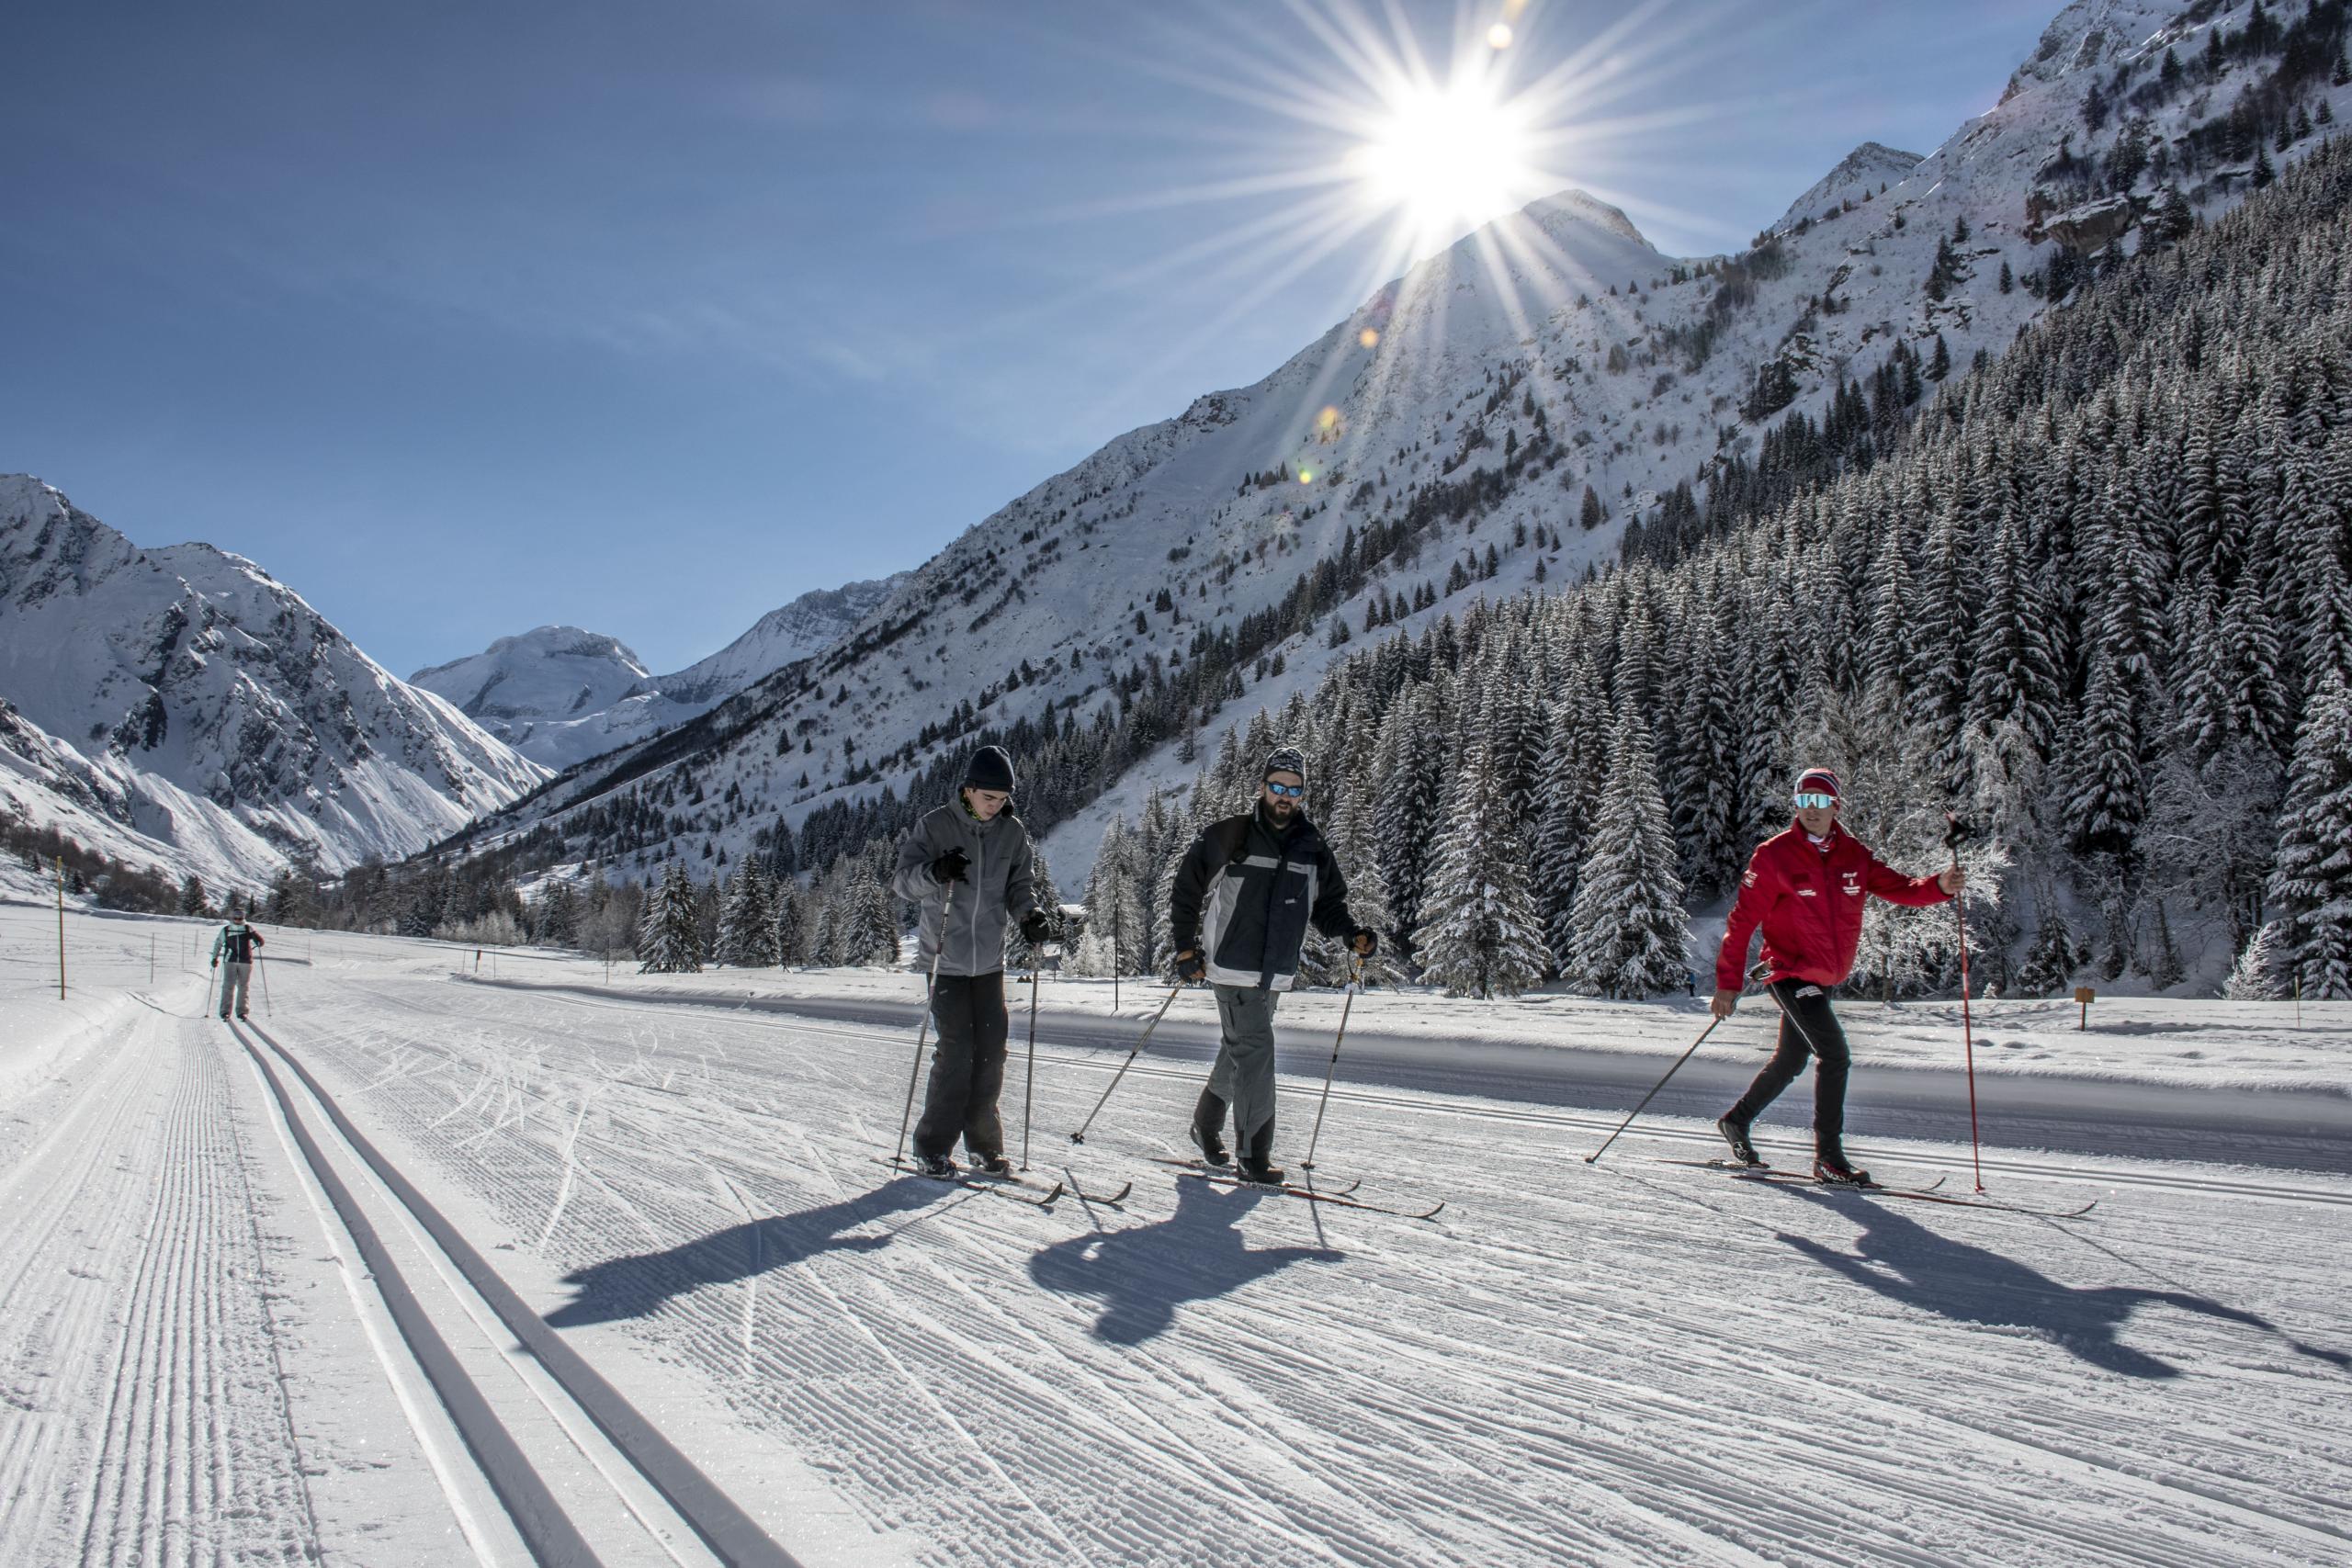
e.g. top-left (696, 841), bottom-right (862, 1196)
top-left (210, 959), bottom-right (219, 970)
top-left (1351, 929), bottom-right (1378, 959)
top-left (929, 847), bottom-right (969, 885)
top-left (1019, 909), bottom-right (1055, 944)
top-left (1174, 949), bottom-right (1206, 982)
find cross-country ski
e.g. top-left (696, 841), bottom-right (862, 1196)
top-left (10, 0), bottom-right (2352, 1562)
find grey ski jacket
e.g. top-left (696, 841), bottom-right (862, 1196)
top-left (891, 800), bottom-right (1041, 977)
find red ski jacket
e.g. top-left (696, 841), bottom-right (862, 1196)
top-left (1715, 822), bottom-right (1951, 993)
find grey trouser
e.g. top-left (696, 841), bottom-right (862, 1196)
top-left (1206, 983), bottom-right (1282, 1150)
top-left (219, 963), bottom-right (252, 1018)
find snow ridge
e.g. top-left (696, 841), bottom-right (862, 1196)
top-left (0, 475), bottom-right (548, 892)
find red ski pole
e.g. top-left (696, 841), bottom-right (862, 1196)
top-left (1946, 812), bottom-right (1984, 1193)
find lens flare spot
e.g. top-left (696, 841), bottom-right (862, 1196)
top-left (1359, 327), bottom-right (1381, 348)
top-left (1298, 469), bottom-right (1316, 484)
top-left (1487, 22), bottom-right (1513, 49)
top-left (1317, 405), bottom-right (1341, 431)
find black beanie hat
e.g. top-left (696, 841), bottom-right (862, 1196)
top-left (1261, 746), bottom-right (1307, 785)
top-left (964, 745), bottom-right (1015, 793)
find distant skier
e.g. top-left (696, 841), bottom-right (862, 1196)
top-left (210, 910), bottom-right (266, 1021)
top-left (891, 745), bottom-right (1056, 1179)
top-left (1169, 747), bottom-right (1376, 1185)
top-left (1712, 768), bottom-right (1963, 1183)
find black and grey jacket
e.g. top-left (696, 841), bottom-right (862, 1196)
top-left (1170, 807), bottom-right (1357, 992)
top-left (891, 800), bottom-right (1040, 978)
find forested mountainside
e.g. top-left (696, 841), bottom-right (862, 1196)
top-left (429, 0), bottom-right (2350, 930)
top-left (1069, 134), bottom-right (2352, 1003)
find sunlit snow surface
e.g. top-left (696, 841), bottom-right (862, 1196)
top-left (3, 898), bottom-right (2346, 1565)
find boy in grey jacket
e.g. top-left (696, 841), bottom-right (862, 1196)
top-left (890, 745), bottom-right (1056, 1177)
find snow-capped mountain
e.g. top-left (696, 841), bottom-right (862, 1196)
top-left (436, 0), bottom-right (2348, 886)
top-left (0, 476), bottom-right (548, 895)
top-left (412, 577), bottom-right (905, 770)
top-left (1770, 141), bottom-right (1924, 233)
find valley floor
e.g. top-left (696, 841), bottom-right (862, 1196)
top-left (3, 904), bottom-right (2348, 1565)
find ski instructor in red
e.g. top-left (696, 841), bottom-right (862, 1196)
top-left (1711, 767), bottom-right (1963, 1184)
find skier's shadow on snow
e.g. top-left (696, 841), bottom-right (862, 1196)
top-left (546, 1179), bottom-right (937, 1327)
top-left (1772, 1189), bottom-right (2349, 1380)
top-left (1029, 1178), bottom-right (1344, 1346)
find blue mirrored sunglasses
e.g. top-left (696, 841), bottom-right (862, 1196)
top-left (1265, 780), bottom-right (1305, 798)
top-left (1792, 791), bottom-right (1838, 810)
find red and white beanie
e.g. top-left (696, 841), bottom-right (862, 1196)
top-left (1792, 767), bottom-right (1842, 802)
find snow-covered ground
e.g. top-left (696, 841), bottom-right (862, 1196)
top-left (5, 901), bottom-right (2348, 1565)
top-left (443, 952), bottom-right (2352, 1097)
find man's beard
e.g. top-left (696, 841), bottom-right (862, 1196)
top-left (1266, 797), bottom-right (1297, 820)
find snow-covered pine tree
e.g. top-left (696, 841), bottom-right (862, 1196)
top-left (715, 863), bottom-right (774, 966)
top-left (772, 878), bottom-right (808, 965)
top-left (1412, 741), bottom-right (1549, 998)
top-left (1564, 705), bottom-right (1689, 999)
top-left (2267, 667), bottom-right (2352, 998)
top-left (2014, 909), bottom-right (2078, 997)
top-left (2223, 920), bottom-right (2290, 1000)
top-left (1004, 853), bottom-right (1062, 972)
top-left (1372, 683), bottom-right (1446, 964)
top-left (638, 863), bottom-right (704, 974)
top-left (1072, 817), bottom-right (1146, 976)
top-left (1668, 598), bottom-right (1740, 900)
top-left (837, 857), bottom-right (901, 966)
top-left (534, 880), bottom-right (581, 948)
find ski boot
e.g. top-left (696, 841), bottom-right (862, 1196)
top-left (1235, 1116), bottom-right (1283, 1186)
top-left (1191, 1089), bottom-right (1232, 1169)
top-left (1716, 1115), bottom-right (1762, 1168)
top-left (1813, 1148), bottom-right (1871, 1186)
top-left (910, 1152), bottom-right (959, 1179)
top-left (971, 1154), bottom-right (1012, 1178)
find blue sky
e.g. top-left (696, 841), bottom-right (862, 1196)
top-left (2, 0), bottom-right (2057, 677)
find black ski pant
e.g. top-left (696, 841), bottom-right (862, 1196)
top-left (913, 971), bottom-right (1009, 1162)
top-left (1725, 981), bottom-right (1852, 1156)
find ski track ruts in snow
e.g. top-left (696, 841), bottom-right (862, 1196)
top-left (0, 1003), bottom-right (322, 1566)
top-left (279, 971), bottom-right (2352, 1568)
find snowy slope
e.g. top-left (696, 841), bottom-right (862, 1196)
top-left (451, 0), bottom-right (2346, 889)
top-left (0, 476), bottom-right (548, 892)
top-left (412, 576), bottom-right (905, 770)
top-left (12, 904), bottom-right (2328, 1567)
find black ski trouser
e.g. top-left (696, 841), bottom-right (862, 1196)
top-left (913, 971), bottom-right (1009, 1161)
top-left (1725, 981), bottom-right (1853, 1156)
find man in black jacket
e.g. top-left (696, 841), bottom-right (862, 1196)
top-left (1169, 748), bottom-right (1375, 1185)
top-left (209, 909), bottom-right (266, 1021)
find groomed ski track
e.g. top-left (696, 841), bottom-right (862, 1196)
top-left (453, 972), bottom-right (2352, 1179)
top-left (5, 910), bottom-right (2349, 1565)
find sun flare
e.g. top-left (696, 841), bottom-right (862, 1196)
top-left (1350, 74), bottom-right (1539, 249)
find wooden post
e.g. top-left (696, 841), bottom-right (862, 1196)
top-left (55, 856), bottom-right (66, 999)
top-left (150, 933), bottom-right (155, 985)
top-left (2075, 985), bottom-right (2096, 1031)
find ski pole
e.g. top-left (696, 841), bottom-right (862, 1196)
top-left (892, 880), bottom-right (953, 1169)
top-left (1584, 1015), bottom-right (1723, 1165)
top-left (1020, 942), bottom-right (1044, 1170)
top-left (1945, 811), bottom-right (1984, 1192)
top-left (1068, 983), bottom-right (1184, 1145)
top-left (1300, 954), bottom-right (1363, 1171)
top-left (258, 953), bottom-right (273, 1018)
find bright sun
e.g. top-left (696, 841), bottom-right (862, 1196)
top-left (1350, 76), bottom-right (1536, 248)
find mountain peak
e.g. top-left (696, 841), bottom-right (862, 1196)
top-left (2003, 0), bottom-right (2183, 102)
top-left (1518, 188), bottom-right (1652, 249)
top-left (1773, 141), bottom-right (1925, 234)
